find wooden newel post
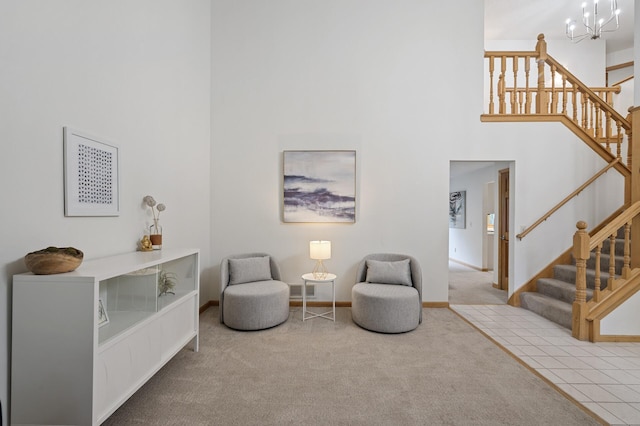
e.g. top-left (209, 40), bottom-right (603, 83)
top-left (572, 220), bottom-right (590, 340)
top-left (631, 106), bottom-right (640, 270)
top-left (535, 33), bottom-right (547, 114)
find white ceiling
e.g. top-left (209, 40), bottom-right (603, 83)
top-left (485, 0), bottom-right (635, 53)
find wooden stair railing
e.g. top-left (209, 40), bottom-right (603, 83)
top-left (572, 201), bottom-right (640, 341)
top-left (482, 34), bottom-right (639, 341)
top-left (483, 34), bottom-right (632, 181)
top-left (484, 35), bottom-right (632, 241)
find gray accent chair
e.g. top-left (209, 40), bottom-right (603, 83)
top-left (351, 253), bottom-right (422, 333)
top-left (220, 253), bottom-right (290, 331)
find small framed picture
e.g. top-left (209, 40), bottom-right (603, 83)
top-left (98, 299), bottom-right (109, 327)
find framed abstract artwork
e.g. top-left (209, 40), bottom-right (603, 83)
top-left (63, 127), bottom-right (119, 216)
top-left (283, 150), bottom-right (356, 223)
top-left (449, 191), bottom-right (466, 229)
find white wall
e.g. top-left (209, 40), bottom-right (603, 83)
top-left (601, 292), bottom-right (640, 335)
top-left (211, 0), bottom-right (484, 304)
top-left (211, 0), bottom-right (625, 308)
top-left (0, 2), bottom-right (212, 424)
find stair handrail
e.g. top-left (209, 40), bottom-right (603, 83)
top-left (516, 158), bottom-right (621, 240)
top-left (611, 75), bottom-right (634, 87)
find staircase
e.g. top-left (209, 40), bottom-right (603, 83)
top-left (519, 230), bottom-right (623, 329)
top-left (481, 34), bottom-right (640, 341)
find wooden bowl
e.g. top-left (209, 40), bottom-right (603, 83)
top-left (24, 247), bottom-right (84, 275)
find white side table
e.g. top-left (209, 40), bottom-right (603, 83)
top-left (302, 273), bottom-right (337, 321)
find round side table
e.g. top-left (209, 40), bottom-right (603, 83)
top-left (301, 273), bottom-right (337, 321)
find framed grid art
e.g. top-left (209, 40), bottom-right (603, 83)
top-left (63, 127), bottom-right (120, 216)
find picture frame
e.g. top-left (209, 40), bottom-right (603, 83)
top-left (283, 150), bottom-right (356, 223)
top-left (98, 299), bottom-right (109, 327)
top-left (63, 127), bottom-right (119, 217)
top-left (486, 213), bottom-right (495, 234)
top-left (449, 191), bottom-right (466, 229)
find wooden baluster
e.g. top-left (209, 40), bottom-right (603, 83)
top-left (628, 114), bottom-right (633, 173)
top-left (544, 88), bottom-right (553, 113)
top-left (627, 115), bottom-right (633, 206)
top-left (631, 108), bottom-right (640, 264)
top-left (561, 74), bottom-right (568, 115)
top-left (587, 97), bottom-right (596, 137)
top-left (524, 56), bottom-right (531, 114)
top-left (581, 92), bottom-right (588, 132)
top-left (589, 98), bottom-right (600, 138)
top-left (623, 221), bottom-right (631, 279)
top-left (512, 56), bottom-right (518, 114)
top-left (572, 220), bottom-right (589, 340)
top-left (616, 120), bottom-right (622, 162)
top-left (535, 34), bottom-right (547, 114)
top-left (571, 86), bottom-right (580, 125)
top-left (608, 233), bottom-right (617, 291)
top-left (499, 56), bottom-right (506, 114)
top-left (606, 93), bottom-right (613, 147)
top-left (625, 120), bottom-right (631, 170)
top-left (488, 56), bottom-right (495, 114)
top-left (594, 104), bottom-right (603, 151)
top-left (518, 90), bottom-right (524, 114)
top-left (593, 243), bottom-right (602, 302)
top-left (605, 110), bottom-right (612, 155)
top-left (550, 64), bottom-right (557, 113)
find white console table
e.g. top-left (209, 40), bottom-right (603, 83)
top-left (11, 248), bottom-right (200, 426)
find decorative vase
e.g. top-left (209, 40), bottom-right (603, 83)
top-left (150, 220), bottom-right (162, 250)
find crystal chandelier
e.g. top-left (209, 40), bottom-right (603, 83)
top-left (565, 0), bottom-right (621, 42)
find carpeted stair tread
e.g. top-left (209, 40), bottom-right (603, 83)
top-left (536, 278), bottom-right (593, 304)
top-left (519, 229), bottom-right (629, 331)
top-left (579, 252), bottom-right (624, 274)
top-left (520, 292), bottom-right (572, 329)
top-left (601, 238), bottom-right (625, 256)
top-left (553, 264), bottom-right (610, 290)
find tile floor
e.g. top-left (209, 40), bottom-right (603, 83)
top-left (451, 304), bottom-right (640, 426)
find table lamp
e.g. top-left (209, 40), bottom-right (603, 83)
top-left (310, 240), bottom-right (331, 279)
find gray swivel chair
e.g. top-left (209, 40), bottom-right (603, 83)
top-left (220, 253), bottom-right (290, 330)
top-left (351, 253), bottom-right (422, 333)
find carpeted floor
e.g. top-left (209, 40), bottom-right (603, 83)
top-left (103, 307), bottom-right (601, 425)
top-left (449, 261), bottom-right (507, 305)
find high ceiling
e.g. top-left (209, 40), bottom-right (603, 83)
top-left (485, 0), bottom-right (635, 53)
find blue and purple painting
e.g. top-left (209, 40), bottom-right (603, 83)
top-left (283, 151), bottom-right (356, 223)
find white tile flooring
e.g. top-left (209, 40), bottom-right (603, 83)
top-left (451, 304), bottom-right (640, 426)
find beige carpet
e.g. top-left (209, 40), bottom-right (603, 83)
top-left (449, 261), bottom-right (508, 305)
top-left (103, 307), bottom-right (601, 425)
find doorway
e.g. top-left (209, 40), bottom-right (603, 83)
top-left (449, 161), bottom-right (509, 304)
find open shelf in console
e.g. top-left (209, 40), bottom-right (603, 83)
top-left (97, 251), bottom-right (198, 346)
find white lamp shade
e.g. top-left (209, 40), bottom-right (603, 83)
top-left (309, 240), bottom-right (331, 260)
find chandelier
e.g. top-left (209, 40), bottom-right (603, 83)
top-left (565, 0), bottom-right (621, 42)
